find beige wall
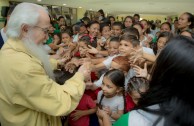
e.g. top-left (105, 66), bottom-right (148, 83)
top-left (77, 8), bottom-right (86, 22)
top-left (0, 0), bottom-right (9, 28)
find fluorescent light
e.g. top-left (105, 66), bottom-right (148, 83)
top-left (37, 0), bottom-right (41, 2)
top-left (63, 4), bottom-right (66, 6)
top-left (89, 9), bottom-right (92, 10)
top-left (78, 6), bottom-right (82, 8)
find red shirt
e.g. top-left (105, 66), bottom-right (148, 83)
top-left (125, 93), bottom-right (135, 112)
top-left (68, 94), bottom-right (96, 126)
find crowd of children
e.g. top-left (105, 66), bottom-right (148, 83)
top-left (45, 11), bottom-right (194, 126)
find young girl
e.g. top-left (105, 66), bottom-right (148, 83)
top-left (97, 69), bottom-right (125, 125)
top-left (127, 76), bottom-right (149, 107)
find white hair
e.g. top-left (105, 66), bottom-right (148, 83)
top-left (6, 2), bottom-right (48, 38)
top-left (22, 30), bottom-right (55, 80)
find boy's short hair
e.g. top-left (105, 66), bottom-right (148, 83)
top-left (112, 21), bottom-right (123, 29)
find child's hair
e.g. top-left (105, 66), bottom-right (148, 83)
top-left (161, 22), bottom-right (172, 30)
top-left (53, 69), bottom-right (77, 85)
top-left (61, 30), bottom-right (72, 38)
top-left (79, 35), bottom-right (93, 47)
top-left (87, 21), bottom-right (100, 28)
top-left (123, 27), bottom-right (140, 40)
top-left (119, 34), bottom-right (140, 47)
top-left (127, 77), bottom-right (149, 95)
top-left (110, 36), bottom-right (120, 43)
top-left (112, 56), bottom-right (131, 72)
top-left (112, 22), bottom-right (123, 29)
top-left (99, 69), bottom-right (126, 113)
top-left (100, 23), bottom-right (110, 33)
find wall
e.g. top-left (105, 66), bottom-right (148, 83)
top-left (0, 0), bottom-right (9, 28)
top-left (77, 8), bottom-right (86, 22)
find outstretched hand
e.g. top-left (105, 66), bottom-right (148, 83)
top-left (132, 62), bottom-right (148, 78)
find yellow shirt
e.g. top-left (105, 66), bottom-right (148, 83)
top-left (0, 38), bottom-right (85, 126)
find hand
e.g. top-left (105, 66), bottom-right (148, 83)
top-left (97, 107), bottom-right (109, 120)
top-left (65, 61), bottom-right (77, 73)
top-left (132, 63), bottom-right (148, 78)
top-left (130, 48), bottom-right (143, 64)
top-left (87, 45), bottom-right (99, 54)
top-left (102, 106), bottom-right (112, 116)
top-left (70, 110), bottom-right (85, 121)
top-left (63, 51), bottom-right (72, 61)
top-left (78, 62), bottom-right (92, 81)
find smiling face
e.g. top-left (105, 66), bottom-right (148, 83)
top-left (102, 26), bottom-right (111, 39)
top-left (87, 23), bottom-right (100, 37)
top-left (119, 40), bottom-right (133, 56)
top-left (108, 41), bottom-right (120, 56)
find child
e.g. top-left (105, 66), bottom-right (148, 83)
top-left (126, 76), bottom-right (149, 111)
top-left (111, 22), bottom-right (123, 37)
top-left (97, 69), bottom-right (125, 125)
top-left (53, 69), bottom-right (96, 126)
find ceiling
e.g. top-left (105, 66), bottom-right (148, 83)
top-left (12, 0), bottom-right (194, 16)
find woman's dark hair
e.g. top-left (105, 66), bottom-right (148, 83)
top-left (137, 36), bottom-right (194, 125)
top-left (141, 19), bottom-right (151, 34)
top-left (108, 16), bottom-right (115, 21)
top-left (120, 34), bottom-right (140, 47)
top-left (99, 69), bottom-right (126, 113)
top-left (184, 12), bottom-right (194, 29)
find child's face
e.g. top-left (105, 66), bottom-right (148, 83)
top-left (61, 33), bottom-right (71, 43)
top-left (87, 23), bottom-right (100, 37)
top-left (79, 42), bottom-right (88, 57)
top-left (129, 87), bottom-right (147, 105)
top-left (140, 20), bottom-right (148, 32)
top-left (102, 26), bottom-right (111, 39)
top-left (101, 76), bottom-right (121, 98)
top-left (111, 26), bottom-right (122, 37)
top-left (157, 37), bottom-right (167, 51)
top-left (119, 40), bottom-right (133, 56)
top-left (58, 18), bottom-right (65, 26)
top-left (108, 41), bottom-right (120, 56)
top-left (53, 35), bottom-right (60, 44)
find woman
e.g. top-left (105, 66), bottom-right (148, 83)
top-left (97, 35), bottom-right (194, 126)
top-left (178, 12), bottom-right (194, 32)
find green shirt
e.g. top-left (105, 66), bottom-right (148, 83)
top-left (46, 36), bottom-right (53, 45)
top-left (113, 112), bottom-right (130, 126)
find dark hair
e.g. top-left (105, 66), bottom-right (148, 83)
top-left (137, 36), bottom-right (194, 125)
top-left (123, 27), bottom-right (140, 40)
top-left (110, 36), bottom-right (120, 43)
top-left (161, 22), bottom-right (172, 30)
top-left (141, 19), bottom-right (151, 34)
top-left (53, 33), bottom-right (62, 44)
top-left (98, 9), bottom-right (105, 17)
top-left (184, 12), bottom-right (194, 29)
top-left (53, 70), bottom-right (76, 85)
top-left (108, 16), bottom-right (115, 21)
top-left (79, 35), bottom-right (93, 46)
top-left (87, 21), bottom-right (100, 28)
top-left (99, 69), bottom-right (126, 112)
top-left (57, 16), bottom-right (65, 21)
top-left (127, 77), bottom-right (149, 95)
top-left (120, 34), bottom-right (140, 47)
top-left (61, 30), bottom-right (72, 38)
top-left (133, 14), bottom-right (140, 19)
top-left (100, 23), bottom-right (110, 32)
top-left (112, 21), bottom-right (123, 29)
top-left (123, 16), bottom-right (134, 28)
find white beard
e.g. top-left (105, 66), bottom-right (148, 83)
top-left (22, 32), bottom-right (55, 80)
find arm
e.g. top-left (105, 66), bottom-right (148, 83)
top-left (71, 108), bottom-right (97, 120)
top-left (110, 110), bottom-right (124, 120)
top-left (13, 60), bottom-right (90, 116)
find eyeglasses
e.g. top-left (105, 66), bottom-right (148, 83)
top-left (34, 26), bottom-right (49, 34)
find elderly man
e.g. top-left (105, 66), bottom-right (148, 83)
top-left (0, 3), bottom-right (90, 126)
